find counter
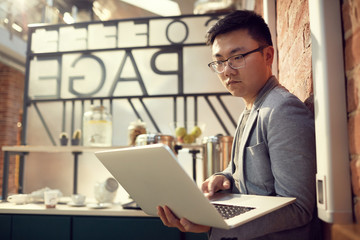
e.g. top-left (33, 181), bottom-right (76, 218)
top-left (0, 202), bottom-right (208, 240)
top-left (0, 201), bottom-right (149, 217)
top-left (1, 144), bottom-right (204, 201)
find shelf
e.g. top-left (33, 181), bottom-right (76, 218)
top-left (1, 145), bottom-right (126, 153)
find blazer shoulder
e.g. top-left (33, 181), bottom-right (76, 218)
top-left (258, 86), bottom-right (313, 118)
top-left (262, 85), bottom-right (302, 106)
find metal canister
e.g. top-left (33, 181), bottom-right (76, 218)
top-left (135, 134), bottom-right (175, 152)
top-left (135, 133), bottom-right (158, 145)
top-left (220, 136), bottom-right (233, 171)
top-left (202, 136), bottom-right (221, 180)
top-left (202, 135), bottom-right (233, 180)
top-left (156, 134), bottom-right (175, 152)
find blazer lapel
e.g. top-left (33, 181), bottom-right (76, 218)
top-left (237, 108), bottom-right (259, 193)
top-left (235, 75), bottom-right (279, 194)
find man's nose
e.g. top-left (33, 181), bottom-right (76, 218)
top-left (223, 62), bottom-right (236, 76)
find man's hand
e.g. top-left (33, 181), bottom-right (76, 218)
top-left (157, 206), bottom-right (211, 233)
top-left (157, 175), bottom-right (230, 233)
top-left (202, 174), bottom-right (231, 198)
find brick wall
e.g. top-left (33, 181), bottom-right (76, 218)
top-left (343, 0), bottom-right (360, 223)
top-left (276, 0), bottom-right (312, 102)
top-left (0, 63), bottom-right (25, 198)
top-left (273, 0), bottom-right (360, 226)
top-left (258, 0), bottom-right (360, 237)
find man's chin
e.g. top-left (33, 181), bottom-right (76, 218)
top-left (228, 90), bottom-right (243, 97)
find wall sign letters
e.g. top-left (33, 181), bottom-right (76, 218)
top-left (28, 15), bottom-right (222, 99)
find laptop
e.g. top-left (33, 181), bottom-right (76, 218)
top-left (95, 143), bottom-right (295, 229)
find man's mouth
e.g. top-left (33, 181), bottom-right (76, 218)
top-left (226, 79), bottom-right (241, 86)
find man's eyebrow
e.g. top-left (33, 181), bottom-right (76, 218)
top-left (213, 47), bottom-right (247, 58)
top-left (213, 53), bottom-right (223, 58)
top-left (229, 47), bottom-right (246, 55)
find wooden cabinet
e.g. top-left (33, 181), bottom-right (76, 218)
top-left (0, 214), bottom-right (208, 240)
top-left (0, 215), bottom-right (11, 240)
top-left (12, 215), bottom-right (71, 240)
top-left (72, 216), bottom-right (180, 240)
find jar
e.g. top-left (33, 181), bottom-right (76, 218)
top-left (94, 178), bottom-right (119, 203)
top-left (83, 105), bottom-right (112, 147)
top-left (128, 120), bottom-right (147, 146)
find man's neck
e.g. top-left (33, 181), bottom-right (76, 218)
top-left (244, 101), bottom-right (253, 110)
top-left (242, 73), bottom-right (274, 110)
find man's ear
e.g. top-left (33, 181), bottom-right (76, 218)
top-left (265, 46), bottom-right (274, 66)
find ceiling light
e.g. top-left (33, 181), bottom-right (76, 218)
top-left (12, 22), bottom-right (23, 32)
top-left (93, 1), bottom-right (111, 21)
top-left (63, 12), bottom-right (75, 24)
top-left (194, 0), bottom-right (237, 14)
top-left (121, 0), bottom-right (181, 16)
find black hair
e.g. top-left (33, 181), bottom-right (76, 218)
top-left (206, 10), bottom-right (273, 47)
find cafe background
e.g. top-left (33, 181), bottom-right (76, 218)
top-left (0, 0), bottom-right (359, 239)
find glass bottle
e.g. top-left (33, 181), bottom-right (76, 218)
top-left (83, 105), bottom-right (112, 147)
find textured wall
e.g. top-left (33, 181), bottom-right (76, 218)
top-left (343, 0), bottom-right (360, 223)
top-left (276, 0), bottom-right (312, 102)
top-left (0, 62), bottom-right (24, 197)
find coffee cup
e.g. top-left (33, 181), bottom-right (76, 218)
top-left (71, 194), bottom-right (86, 205)
top-left (44, 190), bottom-right (58, 208)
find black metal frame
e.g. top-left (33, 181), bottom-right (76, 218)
top-left (1, 150), bottom-right (81, 201)
top-left (2, 14), bottom-right (241, 201)
top-left (21, 13), bottom-right (235, 146)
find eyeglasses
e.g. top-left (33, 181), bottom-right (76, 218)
top-left (208, 45), bottom-right (268, 74)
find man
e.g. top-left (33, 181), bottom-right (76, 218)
top-left (158, 10), bottom-right (317, 239)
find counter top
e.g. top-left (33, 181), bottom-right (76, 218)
top-left (1, 144), bottom-right (203, 153)
top-left (1, 145), bottom-right (125, 153)
top-left (0, 202), bottom-right (151, 217)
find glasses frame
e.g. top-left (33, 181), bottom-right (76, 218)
top-left (208, 45), bottom-right (268, 73)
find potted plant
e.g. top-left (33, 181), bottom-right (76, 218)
top-left (59, 132), bottom-right (69, 146)
top-left (71, 129), bottom-right (81, 146)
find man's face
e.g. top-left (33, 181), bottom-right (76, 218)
top-left (211, 29), bottom-right (273, 106)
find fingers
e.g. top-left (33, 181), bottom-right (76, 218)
top-left (157, 206), bottom-right (186, 232)
top-left (179, 218), bottom-right (211, 233)
top-left (157, 206), bottom-right (211, 233)
top-left (201, 179), bottom-right (211, 194)
top-left (202, 175), bottom-right (231, 198)
top-left (222, 178), bottom-right (231, 189)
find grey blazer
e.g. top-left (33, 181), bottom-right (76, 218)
top-left (210, 76), bottom-right (317, 240)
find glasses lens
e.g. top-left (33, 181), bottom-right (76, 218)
top-left (229, 55), bottom-right (245, 69)
top-left (210, 62), bottom-right (224, 73)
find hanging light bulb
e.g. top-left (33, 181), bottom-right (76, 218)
top-left (194, 0), bottom-right (239, 14)
top-left (63, 12), bottom-right (74, 24)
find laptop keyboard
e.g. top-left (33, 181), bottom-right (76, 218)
top-left (213, 203), bottom-right (255, 219)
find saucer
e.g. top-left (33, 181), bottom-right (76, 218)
top-left (67, 202), bottom-right (86, 207)
top-left (58, 197), bottom-right (71, 204)
top-left (87, 203), bottom-right (112, 209)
